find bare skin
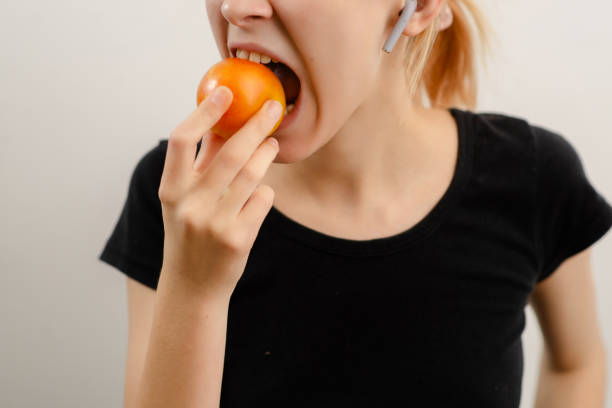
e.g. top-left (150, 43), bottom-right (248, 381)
top-left (205, 0), bottom-right (453, 238)
top-left (265, 107), bottom-right (458, 240)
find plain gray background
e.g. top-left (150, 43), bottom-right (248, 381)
top-left (1, 0), bottom-right (611, 407)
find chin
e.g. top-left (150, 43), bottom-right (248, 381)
top-left (271, 148), bottom-right (303, 164)
top-left (272, 119), bottom-right (333, 164)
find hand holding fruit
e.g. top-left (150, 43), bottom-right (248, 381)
top-left (158, 81), bottom-right (283, 300)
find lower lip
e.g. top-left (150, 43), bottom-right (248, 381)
top-left (276, 90), bottom-right (302, 131)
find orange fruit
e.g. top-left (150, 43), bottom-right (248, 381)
top-left (196, 57), bottom-right (286, 140)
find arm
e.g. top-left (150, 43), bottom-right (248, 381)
top-left (529, 247), bottom-right (607, 408)
top-left (135, 270), bottom-right (231, 408)
top-left (125, 278), bottom-right (156, 408)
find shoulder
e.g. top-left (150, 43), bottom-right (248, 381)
top-left (454, 109), bottom-right (538, 191)
top-left (462, 109), bottom-right (581, 172)
top-left (465, 109), bottom-right (534, 151)
top-left (130, 139), bottom-right (169, 191)
top-left (135, 139), bottom-right (168, 174)
top-left (467, 109), bottom-right (575, 155)
top-left (455, 109), bottom-right (590, 212)
top-left (99, 140), bottom-right (170, 290)
top-left (471, 110), bottom-right (533, 137)
top-left (529, 124), bottom-right (584, 179)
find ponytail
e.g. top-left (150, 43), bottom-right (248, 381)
top-left (404, 0), bottom-right (494, 110)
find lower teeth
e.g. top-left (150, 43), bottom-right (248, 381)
top-left (285, 103), bottom-right (295, 116)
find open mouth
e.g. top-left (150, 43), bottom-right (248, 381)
top-left (264, 61), bottom-right (301, 106)
top-left (231, 48), bottom-right (301, 106)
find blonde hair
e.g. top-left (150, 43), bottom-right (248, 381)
top-left (403, 0), bottom-right (495, 110)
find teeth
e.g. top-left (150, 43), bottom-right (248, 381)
top-left (282, 104), bottom-right (296, 117)
top-left (248, 51), bottom-right (261, 63)
top-left (236, 48), bottom-right (278, 65)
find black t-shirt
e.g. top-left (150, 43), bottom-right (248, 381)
top-left (99, 107), bottom-right (612, 407)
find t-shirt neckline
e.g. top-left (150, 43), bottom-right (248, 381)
top-left (265, 107), bottom-right (474, 257)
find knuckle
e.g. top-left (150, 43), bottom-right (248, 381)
top-left (224, 235), bottom-right (246, 253)
top-left (168, 129), bottom-right (187, 149)
top-left (205, 218), bottom-right (246, 253)
top-left (158, 185), bottom-right (171, 203)
top-left (183, 218), bottom-right (202, 236)
top-left (175, 203), bottom-right (209, 236)
top-left (206, 218), bottom-right (226, 241)
top-left (175, 204), bottom-right (197, 230)
top-left (258, 184), bottom-right (275, 201)
top-left (225, 230), bottom-right (249, 253)
top-left (158, 183), bottom-right (179, 207)
top-left (240, 165), bottom-right (261, 184)
top-left (220, 150), bottom-right (243, 169)
top-left (207, 220), bottom-right (242, 251)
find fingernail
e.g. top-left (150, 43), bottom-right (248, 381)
top-left (212, 86), bottom-right (230, 105)
top-left (266, 100), bottom-right (283, 119)
top-left (268, 137), bottom-right (279, 148)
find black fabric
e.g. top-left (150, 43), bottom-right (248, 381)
top-left (533, 124), bottom-right (612, 282)
top-left (98, 107), bottom-right (612, 407)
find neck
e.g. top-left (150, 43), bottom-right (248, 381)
top-left (267, 48), bottom-right (455, 212)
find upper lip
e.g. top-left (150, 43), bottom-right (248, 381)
top-left (227, 41), bottom-right (298, 77)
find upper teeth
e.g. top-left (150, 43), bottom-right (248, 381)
top-left (235, 48), bottom-right (279, 64)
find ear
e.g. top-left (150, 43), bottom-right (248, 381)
top-left (401, 0), bottom-right (446, 36)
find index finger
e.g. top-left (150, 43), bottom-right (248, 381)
top-left (198, 99), bottom-right (282, 195)
top-left (161, 86), bottom-right (233, 196)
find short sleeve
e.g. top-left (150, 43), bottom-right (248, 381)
top-left (98, 140), bottom-right (168, 290)
top-left (532, 125), bottom-right (612, 283)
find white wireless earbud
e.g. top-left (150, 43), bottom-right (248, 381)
top-left (382, 0), bottom-right (419, 53)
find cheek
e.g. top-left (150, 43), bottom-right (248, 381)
top-left (205, 1), bottom-right (229, 55)
top-left (318, 58), bottom-right (369, 118)
top-left (273, 62), bottom-right (367, 163)
top-left (204, 0), bottom-right (221, 21)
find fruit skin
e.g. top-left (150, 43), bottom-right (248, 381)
top-left (197, 58), bottom-right (286, 139)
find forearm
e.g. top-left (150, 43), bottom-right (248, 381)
top-left (135, 270), bottom-right (231, 408)
top-left (534, 352), bottom-right (607, 408)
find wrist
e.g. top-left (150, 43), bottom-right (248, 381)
top-left (157, 268), bottom-right (232, 312)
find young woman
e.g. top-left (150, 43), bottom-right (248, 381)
top-left (99, 1), bottom-right (612, 407)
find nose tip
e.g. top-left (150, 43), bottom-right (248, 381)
top-left (221, 0), bottom-right (273, 27)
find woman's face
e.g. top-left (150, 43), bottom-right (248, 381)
top-left (205, 1), bottom-right (425, 163)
